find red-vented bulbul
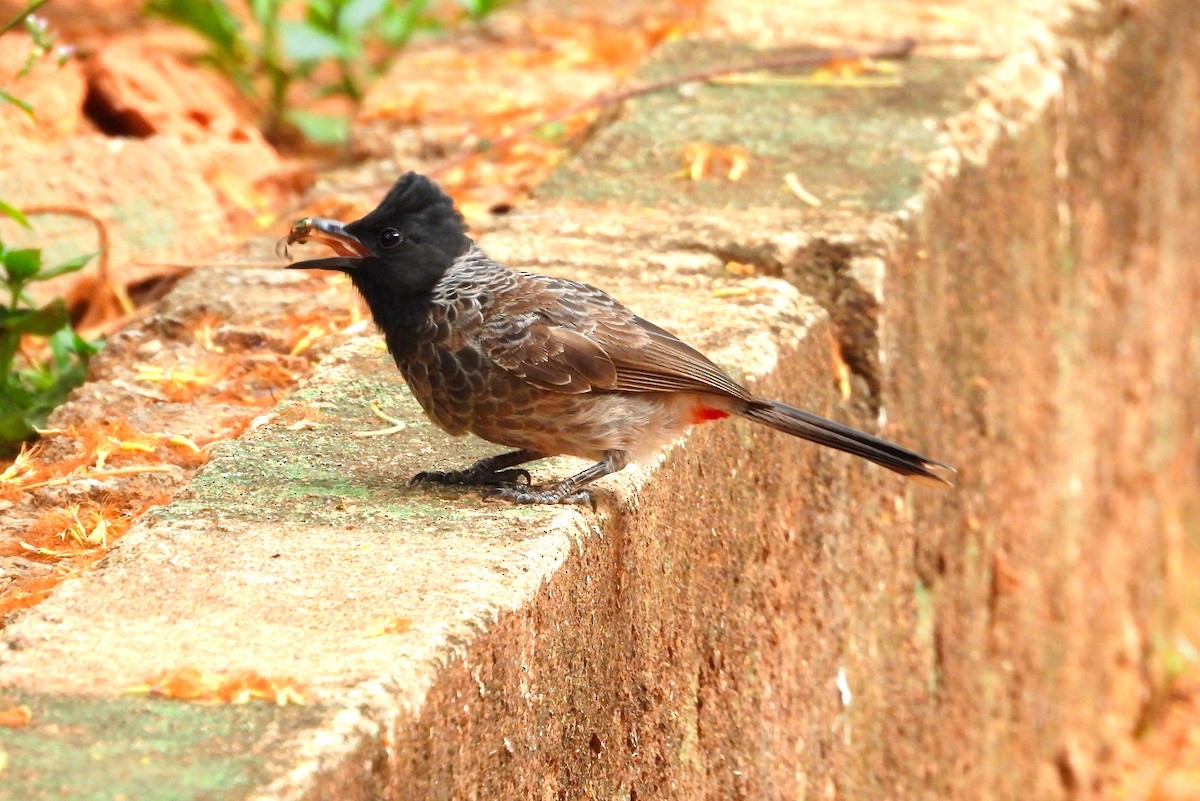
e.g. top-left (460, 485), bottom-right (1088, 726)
top-left (283, 172), bottom-right (952, 504)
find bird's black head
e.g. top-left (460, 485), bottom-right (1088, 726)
top-left (283, 173), bottom-right (472, 320)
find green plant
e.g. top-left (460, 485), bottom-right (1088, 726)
top-left (0, 1), bottom-right (100, 454)
top-left (0, 0), bottom-right (56, 114)
top-left (145, 0), bottom-right (507, 144)
top-left (0, 205), bottom-right (100, 452)
top-left (456, 0), bottom-right (504, 21)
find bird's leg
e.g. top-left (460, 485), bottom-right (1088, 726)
top-left (410, 449), bottom-right (545, 488)
top-left (488, 450), bottom-right (630, 506)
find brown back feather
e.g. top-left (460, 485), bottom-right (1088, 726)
top-left (480, 271), bottom-right (751, 401)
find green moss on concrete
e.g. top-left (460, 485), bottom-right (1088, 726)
top-left (156, 345), bottom-right (562, 529)
top-left (539, 40), bottom-right (991, 212)
top-left (0, 692), bottom-right (326, 801)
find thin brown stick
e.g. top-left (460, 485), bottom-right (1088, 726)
top-left (21, 205), bottom-right (111, 288)
top-left (427, 37), bottom-right (917, 177)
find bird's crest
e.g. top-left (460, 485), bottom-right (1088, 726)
top-left (355, 172), bottom-right (463, 233)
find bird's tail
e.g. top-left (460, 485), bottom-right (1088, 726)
top-left (740, 399), bottom-right (954, 485)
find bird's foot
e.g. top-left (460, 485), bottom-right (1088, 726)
top-left (485, 484), bottom-right (595, 508)
top-left (409, 464), bottom-right (532, 488)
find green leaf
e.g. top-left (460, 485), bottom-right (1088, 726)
top-left (338, 0), bottom-right (387, 33)
top-left (0, 87), bottom-right (35, 119)
top-left (0, 318), bottom-right (97, 454)
top-left (303, 0), bottom-right (337, 31)
top-left (144, 0), bottom-right (242, 54)
top-left (249, 0), bottom-right (283, 28)
top-left (455, 0), bottom-right (503, 21)
top-left (379, 0), bottom-right (441, 44)
top-left (378, 0), bottom-right (431, 45)
top-left (0, 198), bottom-right (30, 228)
top-left (11, 361), bottom-right (71, 420)
top-left (284, 109), bottom-right (349, 144)
top-left (35, 251), bottom-right (96, 281)
top-left (35, 364), bottom-right (87, 400)
top-left (280, 20), bottom-right (346, 62)
top-left (2, 247), bottom-right (41, 281)
top-left (48, 326), bottom-right (99, 367)
top-left (0, 299), bottom-right (69, 336)
top-left (0, 395), bottom-right (37, 453)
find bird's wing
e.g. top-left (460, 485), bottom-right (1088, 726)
top-left (608, 314), bottom-right (751, 400)
top-left (479, 272), bottom-right (752, 400)
top-left (480, 316), bottom-right (617, 393)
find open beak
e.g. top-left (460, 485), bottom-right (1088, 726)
top-left (277, 217), bottom-right (372, 271)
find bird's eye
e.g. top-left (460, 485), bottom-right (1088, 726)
top-left (378, 228), bottom-right (404, 249)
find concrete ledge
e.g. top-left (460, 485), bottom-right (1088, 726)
top-left (4, 219), bottom-right (883, 798)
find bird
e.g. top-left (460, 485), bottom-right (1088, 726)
top-left (281, 172), bottom-right (953, 504)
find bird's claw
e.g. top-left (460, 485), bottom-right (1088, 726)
top-left (485, 485), bottom-right (595, 508)
top-left (408, 470), bottom-right (448, 486)
top-left (501, 468), bottom-right (534, 486)
top-left (409, 464), bottom-right (595, 506)
top-left (409, 466), bottom-right (532, 487)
